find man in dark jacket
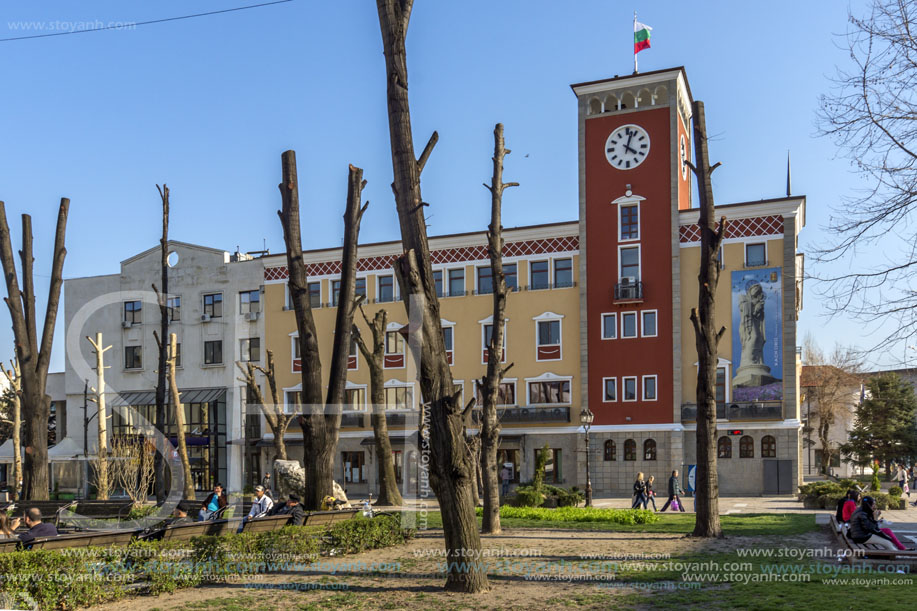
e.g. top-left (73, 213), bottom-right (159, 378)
top-left (848, 496), bottom-right (897, 550)
top-left (659, 470), bottom-right (685, 512)
top-left (198, 483), bottom-right (228, 521)
top-left (269, 493), bottom-right (305, 526)
top-left (15, 508), bottom-right (58, 546)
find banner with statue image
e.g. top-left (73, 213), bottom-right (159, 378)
top-left (731, 267), bottom-right (782, 401)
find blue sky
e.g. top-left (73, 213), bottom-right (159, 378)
top-left (0, 0), bottom-right (891, 372)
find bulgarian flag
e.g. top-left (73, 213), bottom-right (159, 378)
top-left (634, 20), bottom-right (652, 54)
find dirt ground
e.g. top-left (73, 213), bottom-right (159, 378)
top-left (85, 526), bottom-right (835, 611)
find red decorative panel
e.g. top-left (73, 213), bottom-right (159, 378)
top-left (679, 215), bottom-right (784, 243)
top-left (537, 345), bottom-right (561, 360)
top-left (446, 350), bottom-right (453, 366)
top-left (482, 348), bottom-right (506, 364)
top-left (384, 354), bottom-right (404, 369)
top-left (292, 358), bottom-right (301, 373)
top-left (347, 355), bottom-right (358, 370)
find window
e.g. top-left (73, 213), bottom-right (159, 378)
top-left (355, 278), bottom-right (366, 299)
top-left (641, 311), bottom-right (657, 337)
top-left (125, 345), bottom-right (142, 369)
top-left (534, 448), bottom-right (562, 484)
top-left (332, 280), bottom-right (341, 307)
top-left (622, 312), bottom-right (638, 338)
top-left (644, 439), bottom-right (657, 461)
top-left (475, 381), bottom-right (516, 406)
top-left (620, 204), bottom-right (639, 240)
top-left (601, 313), bottom-right (617, 339)
top-left (169, 342), bottom-right (182, 368)
top-left (623, 376), bottom-right (637, 401)
top-left (718, 436), bottom-right (732, 459)
top-left (348, 337), bottom-right (358, 370)
top-left (342, 451), bottom-right (365, 483)
top-left (746, 243), bottom-right (766, 267)
top-left (124, 300), bottom-right (141, 324)
top-left (482, 323), bottom-right (506, 363)
top-left (204, 340), bottom-right (223, 365)
top-left (308, 282), bottom-right (321, 308)
top-left (604, 440), bottom-right (616, 461)
top-left (447, 268), bottom-right (465, 296)
top-left (377, 275), bottom-right (394, 303)
top-left (477, 266), bottom-right (493, 295)
top-left (203, 293), bottom-right (223, 317)
top-left (393, 450), bottom-right (403, 484)
top-left (240, 338), bottom-right (260, 362)
top-left (443, 326), bottom-right (454, 365)
top-left (761, 435), bottom-right (777, 458)
top-left (528, 380), bottom-right (571, 405)
top-left (620, 246), bottom-right (640, 282)
top-left (504, 263), bottom-right (518, 291)
top-left (740, 435), bottom-right (754, 458)
top-left (642, 375), bottom-right (657, 401)
top-left (384, 330), bottom-right (405, 368)
top-left (603, 378), bottom-right (617, 402)
top-left (717, 246), bottom-right (724, 269)
top-left (433, 270), bottom-right (443, 298)
top-left (345, 387), bottom-right (365, 411)
top-left (531, 260), bottom-right (550, 290)
top-left (536, 319), bottom-right (561, 360)
top-left (384, 385), bottom-right (413, 410)
top-left (716, 367), bottom-right (727, 403)
top-left (167, 296), bottom-right (181, 321)
top-left (240, 290), bottom-right (260, 314)
top-left (624, 439), bottom-right (636, 461)
top-left (286, 391), bottom-right (302, 411)
top-left (554, 258), bottom-right (573, 288)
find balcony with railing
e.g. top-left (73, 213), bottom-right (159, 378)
top-left (614, 281), bottom-right (644, 303)
top-left (681, 401), bottom-right (783, 422)
top-left (471, 406), bottom-right (571, 424)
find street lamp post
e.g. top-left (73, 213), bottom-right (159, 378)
top-left (580, 407), bottom-right (594, 507)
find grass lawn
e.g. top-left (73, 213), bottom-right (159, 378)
top-left (422, 511), bottom-right (816, 536)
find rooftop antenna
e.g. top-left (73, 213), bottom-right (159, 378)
top-left (786, 150), bottom-right (792, 197)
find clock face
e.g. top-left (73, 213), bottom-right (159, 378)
top-left (605, 124), bottom-right (650, 170)
top-left (680, 134), bottom-right (688, 180)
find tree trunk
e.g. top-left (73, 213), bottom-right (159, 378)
top-left (688, 101), bottom-right (725, 539)
top-left (480, 123), bottom-right (517, 534)
top-left (153, 185), bottom-right (170, 503)
top-left (819, 419), bottom-right (832, 474)
top-left (237, 351), bottom-right (292, 465)
top-left (278, 154), bottom-right (367, 510)
top-left (354, 308), bottom-right (403, 506)
top-left (376, 0), bottom-right (488, 591)
top-left (87, 333), bottom-right (111, 500)
top-left (0, 199), bottom-right (68, 500)
top-left (168, 333), bottom-right (195, 499)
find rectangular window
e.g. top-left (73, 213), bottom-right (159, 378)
top-left (240, 338), bottom-right (260, 363)
top-left (620, 246), bottom-right (640, 282)
top-left (746, 243), bottom-right (766, 267)
top-left (285, 391), bottom-right (302, 411)
top-left (332, 280), bottom-right (341, 307)
top-left (504, 263), bottom-right (518, 291)
top-left (308, 282), bottom-right (321, 309)
top-left (553, 258), bottom-right (573, 288)
top-left (447, 268), bottom-right (465, 296)
top-left (533, 448), bottom-right (562, 484)
top-left (393, 450), bottom-right (403, 484)
top-left (603, 378), bottom-right (617, 402)
top-left (620, 204), bottom-right (639, 240)
top-left (536, 319), bottom-right (561, 360)
top-left (643, 375), bottom-right (657, 401)
top-left (475, 381), bottom-right (516, 406)
top-left (601, 313), bottom-right (617, 339)
top-left (240, 290), bottom-right (260, 314)
top-left (377, 275), bottom-right (394, 303)
top-left (384, 386), bottom-right (413, 410)
top-left (622, 312), bottom-right (638, 338)
top-left (443, 326), bottom-right (454, 365)
top-left (528, 380), bottom-right (571, 405)
top-left (125, 345), bottom-right (142, 369)
top-left (531, 260), bottom-right (550, 290)
top-left (167, 296), bottom-right (181, 321)
top-left (342, 451), bottom-right (365, 483)
top-left (717, 246), bottom-right (724, 270)
top-left (169, 342), bottom-right (182, 368)
top-left (433, 270), bottom-right (443, 298)
top-left (344, 387), bottom-right (365, 411)
top-left (477, 266), bottom-right (493, 295)
top-left (124, 300), bottom-right (141, 324)
top-left (716, 367), bottom-right (727, 403)
top-left (385, 330), bottom-right (405, 368)
top-left (641, 310), bottom-right (657, 337)
top-left (483, 323), bottom-right (506, 363)
top-left (355, 277), bottom-right (366, 299)
top-left (204, 340), bottom-right (223, 365)
top-left (203, 293), bottom-right (223, 317)
top-left (623, 376), bottom-right (637, 401)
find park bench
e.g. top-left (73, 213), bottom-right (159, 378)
top-left (26, 529), bottom-right (140, 551)
top-left (0, 539), bottom-right (20, 552)
top-left (206, 519), bottom-right (240, 537)
top-left (302, 509), bottom-right (360, 527)
top-left (239, 514), bottom-right (292, 534)
top-left (830, 515), bottom-right (917, 564)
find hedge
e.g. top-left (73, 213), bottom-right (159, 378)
top-left (478, 505), bottom-right (660, 525)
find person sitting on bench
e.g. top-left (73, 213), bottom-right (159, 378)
top-left (198, 483), bottom-right (227, 521)
top-left (835, 489), bottom-right (859, 532)
top-left (168, 506), bottom-right (194, 526)
top-left (269, 493), bottom-right (305, 526)
top-left (237, 485), bottom-right (274, 533)
top-left (848, 496), bottom-right (910, 551)
top-left (13, 508), bottom-right (58, 546)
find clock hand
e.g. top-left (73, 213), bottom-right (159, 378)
top-left (624, 144), bottom-right (638, 155)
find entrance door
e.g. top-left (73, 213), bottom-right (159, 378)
top-left (763, 459), bottom-right (794, 495)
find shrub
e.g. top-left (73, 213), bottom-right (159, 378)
top-left (820, 493), bottom-right (846, 510)
top-left (321, 514), bottom-right (414, 555)
top-left (482, 505), bottom-right (660, 525)
top-left (872, 493), bottom-right (890, 510)
top-left (543, 484), bottom-right (584, 508)
top-left (888, 486), bottom-right (903, 498)
top-left (871, 470), bottom-right (881, 491)
top-left (798, 482), bottom-right (845, 498)
top-left (510, 486), bottom-right (545, 507)
top-left (533, 444), bottom-right (549, 491)
top-left (127, 504), bottom-right (158, 520)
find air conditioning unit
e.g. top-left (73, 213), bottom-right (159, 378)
top-left (121, 320), bottom-right (132, 329)
top-left (619, 284), bottom-right (638, 300)
top-left (245, 311), bottom-right (259, 322)
top-left (200, 314), bottom-right (212, 322)
top-left (621, 276), bottom-right (637, 285)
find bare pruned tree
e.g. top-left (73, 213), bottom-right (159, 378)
top-left (236, 350), bottom-right (294, 462)
top-left (110, 435), bottom-right (155, 509)
top-left (86, 333), bottom-right (112, 500)
top-left (353, 307), bottom-right (403, 507)
top-left (376, 0), bottom-right (488, 592)
top-left (1, 360), bottom-right (22, 500)
top-left (152, 184), bottom-right (170, 503)
top-left (162, 332), bottom-right (195, 500)
top-left (279, 156), bottom-right (367, 510)
top-left (0, 199), bottom-right (68, 500)
top-left (816, 0), bottom-right (917, 353)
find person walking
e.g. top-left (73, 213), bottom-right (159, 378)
top-left (645, 475), bottom-right (658, 511)
top-left (500, 463), bottom-right (513, 497)
top-left (659, 470), bottom-right (686, 512)
top-left (631, 472), bottom-right (647, 509)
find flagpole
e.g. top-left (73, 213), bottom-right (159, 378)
top-left (634, 11), bottom-right (638, 74)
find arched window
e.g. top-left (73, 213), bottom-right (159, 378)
top-left (588, 98), bottom-right (602, 115)
top-left (643, 439), bottom-right (657, 461)
top-left (718, 436), bottom-right (732, 459)
top-left (603, 94), bottom-right (619, 112)
top-left (761, 435), bottom-right (776, 458)
top-left (740, 435), bottom-right (755, 458)
top-left (624, 439), bottom-right (636, 461)
top-left (604, 439), bottom-right (616, 461)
